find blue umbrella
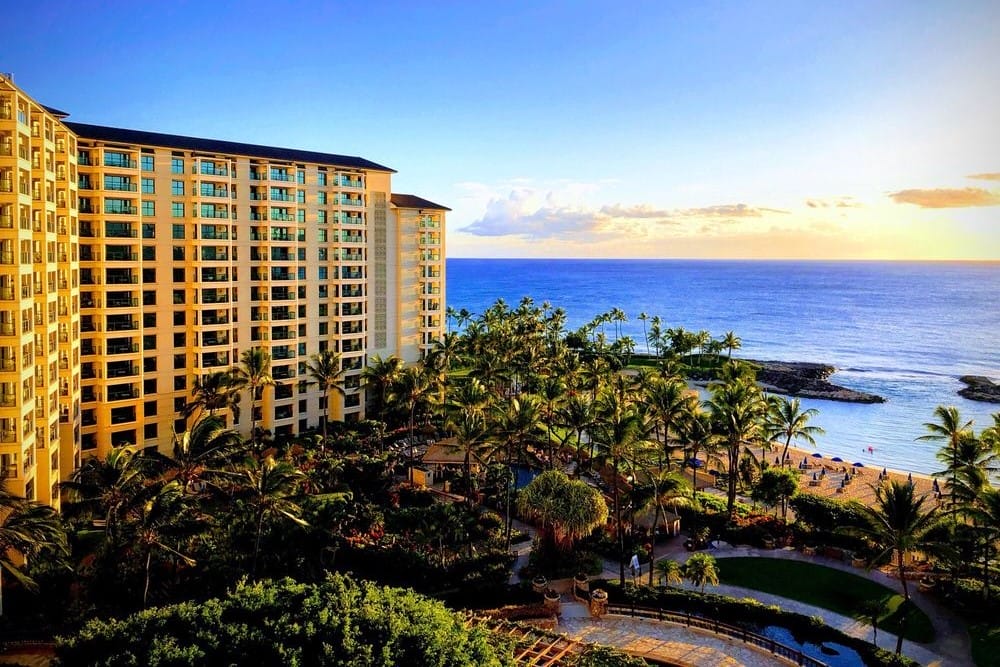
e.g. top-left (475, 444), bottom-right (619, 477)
top-left (687, 458), bottom-right (704, 469)
top-left (831, 457), bottom-right (844, 463)
top-left (853, 462), bottom-right (865, 468)
top-left (811, 452), bottom-right (823, 458)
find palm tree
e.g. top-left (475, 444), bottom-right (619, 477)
top-left (684, 552), bottom-right (719, 593)
top-left (853, 481), bottom-right (942, 603)
top-left (127, 481), bottom-right (198, 608)
top-left (643, 376), bottom-right (696, 470)
top-left (304, 350), bottom-right (346, 444)
top-left (677, 406), bottom-right (718, 500)
top-left (637, 312), bottom-right (650, 355)
top-left (765, 396), bottom-right (824, 468)
top-left (445, 407), bottom-right (491, 494)
top-left (60, 446), bottom-right (149, 541)
top-left (722, 331), bottom-right (741, 359)
top-left (656, 558), bottom-right (683, 587)
top-left (708, 375), bottom-right (767, 517)
top-left (0, 486), bottom-right (68, 613)
top-left (181, 370), bottom-right (241, 424)
top-left (920, 406), bottom-right (973, 514)
top-left (232, 348), bottom-right (276, 441)
top-left (153, 415), bottom-right (243, 495)
top-left (361, 354), bottom-right (404, 424)
top-left (593, 376), bottom-right (646, 583)
top-left (236, 456), bottom-right (308, 579)
top-left (490, 394), bottom-right (546, 546)
top-left (560, 393), bottom-right (595, 475)
top-left (391, 366), bottom-right (433, 482)
top-left (967, 487), bottom-right (1000, 600)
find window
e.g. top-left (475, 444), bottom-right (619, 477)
top-left (172, 268), bottom-right (185, 283)
top-left (174, 397), bottom-right (186, 412)
top-left (317, 192), bottom-right (326, 205)
top-left (143, 335), bottom-right (156, 350)
top-left (174, 375), bottom-right (186, 390)
top-left (173, 289), bottom-right (185, 304)
top-left (319, 322), bottom-right (328, 335)
top-left (172, 224), bottom-right (185, 239)
top-left (171, 203), bottom-right (184, 218)
top-left (297, 190), bottom-right (305, 203)
top-left (173, 332), bottom-right (186, 346)
top-left (142, 246), bottom-right (155, 261)
top-left (141, 155), bottom-right (154, 171)
top-left (142, 268), bottom-right (156, 282)
top-left (317, 229), bottom-right (327, 242)
top-left (142, 312), bottom-right (156, 327)
top-left (172, 246), bottom-right (185, 260)
top-left (317, 172), bottom-right (326, 186)
top-left (317, 210), bottom-right (326, 223)
top-left (174, 354), bottom-right (186, 370)
top-left (171, 157), bottom-right (184, 174)
top-left (144, 401), bottom-right (157, 417)
top-left (141, 178), bottom-right (155, 194)
top-left (143, 423), bottom-right (158, 439)
top-left (141, 200), bottom-right (155, 216)
top-left (297, 170), bottom-right (305, 184)
top-left (142, 223), bottom-right (155, 239)
top-left (144, 378), bottom-right (157, 394)
top-left (318, 248), bottom-right (327, 261)
top-left (318, 267), bottom-right (327, 280)
top-left (143, 357), bottom-right (156, 372)
top-left (171, 180), bottom-right (184, 196)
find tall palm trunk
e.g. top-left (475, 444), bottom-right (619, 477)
top-left (613, 456), bottom-right (625, 584)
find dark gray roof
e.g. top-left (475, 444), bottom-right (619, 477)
top-left (42, 105), bottom-right (70, 118)
top-left (63, 121), bottom-right (395, 173)
top-left (390, 193), bottom-right (451, 211)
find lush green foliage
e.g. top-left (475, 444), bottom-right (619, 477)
top-left (56, 574), bottom-right (511, 666)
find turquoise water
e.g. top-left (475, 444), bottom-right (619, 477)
top-left (446, 259), bottom-right (1000, 475)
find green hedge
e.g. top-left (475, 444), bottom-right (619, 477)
top-left (596, 580), bottom-right (918, 667)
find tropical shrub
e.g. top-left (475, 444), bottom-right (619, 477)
top-left (57, 574), bottom-right (512, 666)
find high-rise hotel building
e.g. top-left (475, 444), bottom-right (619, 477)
top-left (0, 74), bottom-right (447, 508)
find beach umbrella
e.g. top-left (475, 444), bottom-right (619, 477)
top-left (811, 452), bottom-right (823, 458)
top-left (831, 457), bottom-right (844, 463)
top-left (687, 458), bottom-right (704, 469)
top-left (853, 462), bottom-right (865, 468)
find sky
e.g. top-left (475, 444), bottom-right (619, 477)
top-left (5, 0), bottom-right (999, 259)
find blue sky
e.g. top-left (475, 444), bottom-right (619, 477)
top-left (7, 1), bottom-right (999, 258)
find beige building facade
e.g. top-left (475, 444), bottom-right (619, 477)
top-left (0, 74), bottom-right (448, 505)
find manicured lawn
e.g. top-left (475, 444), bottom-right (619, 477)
top-left (969, 622), bottom-right (1000, 667)
top-left (715, 557), bottom-right (935, 643)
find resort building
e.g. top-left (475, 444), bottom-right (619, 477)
top-left (0, 73), bottom-right (448, 507)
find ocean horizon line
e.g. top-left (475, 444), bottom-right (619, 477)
top-left (448, 257), bottom-right (1000, 264)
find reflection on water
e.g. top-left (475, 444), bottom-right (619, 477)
top-left (763, 626), bottom-right (863, 667)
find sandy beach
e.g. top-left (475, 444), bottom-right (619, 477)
top-left (777, 444), bottom-right (938, 507)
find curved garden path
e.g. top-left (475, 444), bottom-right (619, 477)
top-left (598, 542), bottom-right (973, 667)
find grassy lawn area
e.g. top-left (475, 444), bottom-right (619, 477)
top-left (968, 622), bottom-right (1000, 667)
top-left (715, 557), bottom-right (935, 643)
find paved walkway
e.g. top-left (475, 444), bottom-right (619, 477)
top-left (550, 600), bottom-right (794, 667)
top-left (599, 540), bottom-right (973, 667)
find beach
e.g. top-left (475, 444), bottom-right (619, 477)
top-left (776, 444), bottom-right (938, 507)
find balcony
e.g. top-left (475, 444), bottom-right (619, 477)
top-left (106, 363), bottom-right (139, 378)
top-left (106, 296), bottom-right (139, 308)
top-left (104, 204), bottom-right (138, 216)
top-left (198, 164), bottom-right (229, 177)
top-left (107, 385), bottom-right (139, 401)
top-left (104, 180), bottom-right (137, 192)
top-left (105, 224), bottom-right (138, 238)
top-left (103, 155), bottom-right (137, 169)
top-left (105, 250), bottom-right (138, 262)
top-left (105, 317), bottom-right (139, 332)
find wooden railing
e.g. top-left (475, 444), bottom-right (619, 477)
top-left (606, 603), bottom-right (827, 667)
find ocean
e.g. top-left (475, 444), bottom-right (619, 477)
top-left (446, 259), bottom-right (1000, 475)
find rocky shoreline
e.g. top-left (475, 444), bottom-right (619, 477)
top-left (958, 375), bottom-right (1000, 404)
top-left (748, 360), bottom-right (886, 404)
